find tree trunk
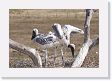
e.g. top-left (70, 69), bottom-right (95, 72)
top-left (71, 9), bottom-right (99, 68)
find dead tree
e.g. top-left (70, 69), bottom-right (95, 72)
top-left (71, 9), bottom-right (99, 68)
top-left (9, 39), bottom-right (42, 68)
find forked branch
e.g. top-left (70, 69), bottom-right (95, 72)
top-left (71, 9), bottom-right (99, 68)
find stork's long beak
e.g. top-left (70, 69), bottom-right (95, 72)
top-left (68, 44), bottom-right (75, 58)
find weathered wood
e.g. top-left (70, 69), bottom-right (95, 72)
top-left (72, 9), bottom-right (99, 68)
top-left (84, 9), bottom-right (93, 43)
top-left (9, 39), bottom-right (42, 68)
top-left (89, 36), bottom-right (99, 50)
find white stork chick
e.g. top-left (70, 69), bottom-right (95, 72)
top-left (52, 23), bottom-right (84, 58)
top-left (31, 28), bottom-right (59, 67)
top-left (62, 25), bottom-right (84, 57)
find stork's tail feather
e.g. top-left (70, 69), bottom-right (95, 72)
top-left (68, 44), bottom-right (75, 58)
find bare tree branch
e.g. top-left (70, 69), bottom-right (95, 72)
top-left (71, 9), bottom-right (99, 68)
top-left (89, 36), bottom-right (99, 50)
top-left (9, 39), bottom-right (42, 68)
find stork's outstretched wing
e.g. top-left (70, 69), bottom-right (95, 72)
top-left (62, 25), bottom-right (84, 35)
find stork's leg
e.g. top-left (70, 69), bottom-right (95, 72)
top-left (53, 47), bottom-right (57, 67)
top-left (45, 48), bottom-right (48, 67)
top-left (61, 47), bottom-right (65, 67)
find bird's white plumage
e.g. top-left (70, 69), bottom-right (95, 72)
top-left (31, 23), bottom-right (84, 67)
top-left (32, 29), bottom-right (59, 48)
top-left (31, 28), bottom-right (61, 67)
top-left (52, 23), bottom-right (84, 46)
top-left (52, 23), bottom-right (64, 39)
top-left (62, 24), bottom-right (84, 46)
top-left (52, 23), bottom-right (84, 58)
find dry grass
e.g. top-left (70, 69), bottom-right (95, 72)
top-left (9, 9), bottom-right (99, 68)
